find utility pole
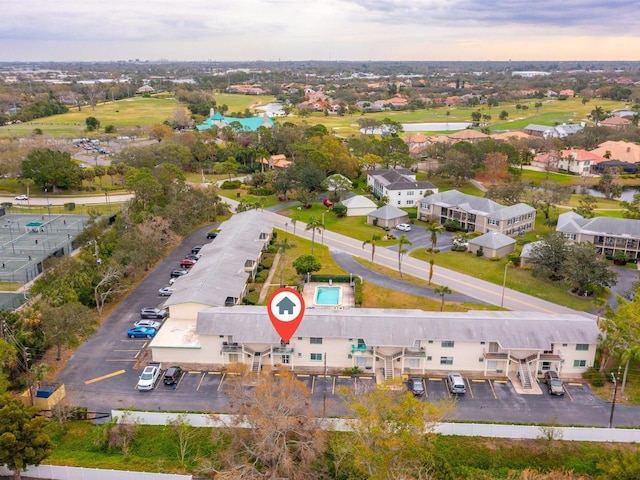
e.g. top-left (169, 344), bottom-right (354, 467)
top-left (608, 367), bottom-right (621, 428)
top-left (23, 346), bottom-right (34, 406)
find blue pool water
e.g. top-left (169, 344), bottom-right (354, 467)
top-left (315, 286), bottom-right (342, 306)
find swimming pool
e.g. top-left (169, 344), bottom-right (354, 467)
top-left (314, 286), bottom-right (342, 306)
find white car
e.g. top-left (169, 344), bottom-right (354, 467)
top-left (134, 319), bottom-right (162, 330)
top-left (137, 364), bottom-right (162, 391)
top-left (14, 194), bottom-right (28, 201)
top-left (395, 223), bottom-right (412, 232)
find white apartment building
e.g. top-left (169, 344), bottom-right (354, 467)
top-left (367, 168), bottom-right (438, 207)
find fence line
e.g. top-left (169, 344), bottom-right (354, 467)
top-left (0, 465), bottom-right (191, 480)
top-left (112, 409), bottom-right (640, 443)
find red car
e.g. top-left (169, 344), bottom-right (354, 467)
top-left (323, 198), bottom-right (334, 208)
top-left (180, 258), bottom-right (196, 268)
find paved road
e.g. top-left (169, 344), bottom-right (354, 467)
top-left (1, 193), bottom-right (133, 206)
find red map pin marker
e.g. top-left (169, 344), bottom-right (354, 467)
top-left (267, 287), bottom-right (305, 343)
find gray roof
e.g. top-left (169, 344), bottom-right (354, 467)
top-left (421, 190), bottom-right (502, 216)
top-left (368, 169), bottom-right (436, 191)
top-left (557, 212), bottom-right (640, 238)
top-left (488, 203), bottom-right (536, 220)
top-left (196, 307), bottom-right (599, 350)
top-left (469, 231), bottom-right (516, 249)
top-left (367, 204), bottom-right (408, 220)
top-left (164, 210), bottom-right (273, 308)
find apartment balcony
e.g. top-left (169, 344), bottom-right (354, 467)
top-left (350, 344), bottom-right (374, 355)
top-left (272, 346), bottom-right (294, 355)
top-left (221, 342), bottom-right (243, 353)
top-left (404, 348), bottom-right (426, 358)
top-left (483, 352), bottom-right (508, 360)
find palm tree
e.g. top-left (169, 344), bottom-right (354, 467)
top-left (362, 234), bottom-right (382, 263)
top-left (274, 238), bottom-right (295, 287)
top-left (426, 222), bottom-right (442, 251)
top-left (306, 216), bottom-right (323, 255)
top-left (591, 105), bottom-right (605, 126)
top-left (434, 285), bottom-right (452, 311)
top-left (428, 258), bottom-right (435, 285)
top-left (397, 234), bottom-right (412, 278)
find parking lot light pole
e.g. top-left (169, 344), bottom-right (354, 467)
top-left (323, 353), bottom-right (327, 417)
top-left (609, 367), bottom-right (621, 428)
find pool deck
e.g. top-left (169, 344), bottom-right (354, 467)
top-left (302, 282), bottom-right (355, 310)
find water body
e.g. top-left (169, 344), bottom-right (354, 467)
top-left (363, 122), bottom-right (472, 134)
top-left (585, 188), bottom-right (639, 202)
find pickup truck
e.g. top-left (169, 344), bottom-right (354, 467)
top-left (137, 363), bottom-right (162, 391)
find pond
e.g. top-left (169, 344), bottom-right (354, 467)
top-left (584, 188), bottom-right (640, 202)
top-left (364, 122), bottom-right (472, 134)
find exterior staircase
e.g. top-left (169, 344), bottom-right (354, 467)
top-left (384, 356), bottom-right (394, 380)
top-left (251, 353), bottom-right (262, 373)
top-left (518, 360), bottom-right (533, 389)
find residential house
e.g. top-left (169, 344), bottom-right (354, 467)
top-left (600, 116), bottom-right (632, 129)
top-left (163, 211), bottom-right (273, 319)
top-left (367, 168), bottom-right (438, 207)
top-left (591, 159), bottom-right (638, 175)
top-left (524, 123), bottom-right (584, 138)
top-left (558, 149), bottom-right (607, 175)
top-left (260, 154), bottom-right (292, 171)
top-left (448, 129), bottom-right (490, 143)
top-left (591, 141), bottom-right (640, 164)
top-left (557, 212), bottom-right (640, 260)
top-left (418, 190), bottom-right (536, 237)
top-left (150, 308), bottom-right (598, 381)
top-left (559, 89), bottom-right (575, 97)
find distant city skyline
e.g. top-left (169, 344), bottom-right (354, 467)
top-left (1, 0), bottom-right (639, 63)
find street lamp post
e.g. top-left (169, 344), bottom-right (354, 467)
top-left (500, 263), bottom-right (509, 308)
top-left (609, 367), bottom-right (621, 428)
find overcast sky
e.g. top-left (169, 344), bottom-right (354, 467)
top-left (1, 0), bottom-right (639, 62)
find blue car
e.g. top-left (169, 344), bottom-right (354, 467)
top-left (127, 326), bottom-right (157, 339)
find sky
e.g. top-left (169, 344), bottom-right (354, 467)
top-left (1, 0), bottom-right (639, 62)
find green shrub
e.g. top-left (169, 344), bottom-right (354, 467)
top-left (333, 204), bottom-right (347, 217)
top-left (220, 180), bottom-right (242, 189)
top-left (254, 271), bottom-right (269, 283)
top-left (64, 202), bottom-right (76, 211)
top-left (260, 255), bottom-right (274, 269)
top-left (248, 187), bottom-right (274, 196)
top-left (340, 366), bottom-right (362, 375)
top-left (583, 367), bottom-right (605, 387)
top-left (243, 290), bottom-right (261, 305)
top-left (489, 256), bottom-right (501, 261)
top-left (476, 246), bottom-right (484, 257)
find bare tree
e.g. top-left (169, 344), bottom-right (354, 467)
top-left (215, 372), bottom-right (328, 479)
top-left (94, 264), bottom-right (129, 315)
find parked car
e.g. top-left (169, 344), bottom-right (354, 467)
top-left (323, 198), bottom-right (334, 208)
top-left (158, 287), bottom-right (174, 296)
top-left (134, 319), bottom-right (162, 330)
top-left (447, 372), bottom-right (467, 394)
top-left (191, 245), bottom-right (203, 254)
top-left (171, 269), bottom-right (188, 278)
top-left (139, 307), bottom-right (167, 319)
top-left (184, 253), bottom-right (201, 261)
top-left (206, 231), bottom-right (218, 240)
top-left (180, 258), bottom-right (196, 268)
top-left (14, 194), bottom-right (28, 201)
top-left (127, 326), bottom-right (157, 339)
top-left (544, 370), bottom-right (565, 396)
top-left (407, 377), bottom-right (425, 397)
top-left (163, 366), bottom-right (183, 386)
top-left (395, 223), bottom-right (412, 232)
top-left (138, 363), bottom-right (162, 391)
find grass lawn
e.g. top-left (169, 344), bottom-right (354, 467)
top-left (410, 249), bottom-right (602, 311)
top-left (212, 93), bottom-right (277, 113)
top-left (0, 96), bottom-right (181, 139)
top-left (218, 189), bottom-right (280, 209)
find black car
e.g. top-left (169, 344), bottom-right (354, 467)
top-left (140, 307), bottom-right (167, 319)
top-left (206, 231), bottom-right (218, 240)
top-left (191, 245), bottom-right (203, 254)
top-left (171, 269), bottom-right (188, 278)
top-left (163, 366), bottom-right (183, 386)
top-left (407, 377), bottom-right (425, 397)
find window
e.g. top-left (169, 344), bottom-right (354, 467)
top-left (440, 356), bottom-right (453, 365)
top-left (541, 361), bottom-right (551, 371)
top-left (409, 358), bottom-right (420, 368)
top-left (310, 337), bottom-right (323, 345)
top-left (310, 353), bottom-right (323, 361)
top-left (281, 355), bottom-right (290, 364)
top-left (576, 344), bottom-right (589, 351)
top-left (397, 201), bottom-right (401, 205)
top-left (398, 192), bottom-right (402, 196)
top-left (441, 340), bottom-right (454, 348)
top-left (426, 356), bottom-right (432, 361)
top-left (407, 191), bottom-right (414, 196)
top-left (573, 359), bottom-right (587, 368)
top-left (356, 356), bottom-right (367, 367)
top-left (407, 200), bottom-right (414, 205)
top-left (488, 219), bottom-right (499, 226)
top-left (487, 360), bottom-right (497, 370)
